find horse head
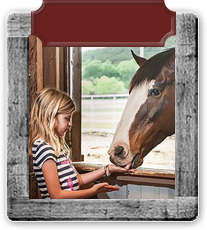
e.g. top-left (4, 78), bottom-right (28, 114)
top-left (108, 48), bottom-right (175, 168)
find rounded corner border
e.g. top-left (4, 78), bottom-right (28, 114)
top-left (31, 1), bottom-right (47, 40)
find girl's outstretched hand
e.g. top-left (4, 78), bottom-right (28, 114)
top-left (92, 182), bottom-right (119, 194)
top-left (108, 164), bottom-right (137, 174)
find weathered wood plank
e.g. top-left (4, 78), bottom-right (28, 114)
top-left (7, 197), bottom-right (198, 221)
top-left (7, 37), bottom-right (29, 198)
top-left (7, 13), bottom-right (31, 37)
top-left (175, 13), bottom-right (198, 197)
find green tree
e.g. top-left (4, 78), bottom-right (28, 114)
top-left (117, 59), bottom-right (138, 88)
top-left (94, 76), bottom-right (126, 94)
top-left (101, 59), bottom-right (120, 78)
top-left (82, 80), bottom-right (95, 95)
top-left (83, 60), bottom-right (103, 81)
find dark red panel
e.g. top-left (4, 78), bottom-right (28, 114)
top-left (31, 0), bottom-right (175, 47)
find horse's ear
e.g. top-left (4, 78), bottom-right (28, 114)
top-left (131, 50), bottom-right (147, 67)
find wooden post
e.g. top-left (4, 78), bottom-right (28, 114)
top-left (29, 35), bottom-right (42, 198)
top-left (64, 47), bottom-right (71, 147)
top-left (36, 38), bottom-right (43, 93)
top-left (64, 47), bottom-right (70, 94)
top-left (42, 47), bottom-right (56, 88)
top-left (56, 47), bottom-right (60, 90)
top-left (71, 47), bottom-right (84, 161)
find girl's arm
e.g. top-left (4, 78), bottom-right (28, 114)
top-left (42, 159), bottom-right (119, 199)
top-left (77, 167), bottom-right (105, 186)
top-left (77, 164), bottom-right (133, 186)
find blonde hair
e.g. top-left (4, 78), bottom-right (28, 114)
top-left (29, 88), bottom-right (75, 156)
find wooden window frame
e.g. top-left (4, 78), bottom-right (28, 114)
top-left (29, 42), bottom-right (83, 161)
top-left (70, 47), bottom-right (84, 161)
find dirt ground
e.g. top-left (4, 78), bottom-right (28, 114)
top-left (82, 132), bottom-right (175, 170)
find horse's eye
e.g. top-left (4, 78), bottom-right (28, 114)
top-left (148, 89), bottom-right (161, 97)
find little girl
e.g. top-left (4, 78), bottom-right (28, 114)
top-left (29, 88), bottom-right (131, 199)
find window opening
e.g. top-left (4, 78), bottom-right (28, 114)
top-left (80, 39), bottom-right (175, 170)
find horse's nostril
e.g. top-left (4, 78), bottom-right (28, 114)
top-left (114, 146), bottom-right (124, 157)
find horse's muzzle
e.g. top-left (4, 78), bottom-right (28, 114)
top-left (109, 144), bottom-right (137, 167)
top-left (109, 144), bottom-right (143, 168)
top-left (130, 153), bottom-right (143, 169)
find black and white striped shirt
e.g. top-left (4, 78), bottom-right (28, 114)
top-left (32, 139), bottom-right (79, 199)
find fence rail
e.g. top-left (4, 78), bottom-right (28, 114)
top-left (82, 94), bottom-right (128, 133)
top-left (82, 94), bottom-right (129, 99)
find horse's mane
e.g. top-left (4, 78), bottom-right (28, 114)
top-left (129, 48), bottom-right (175, 93)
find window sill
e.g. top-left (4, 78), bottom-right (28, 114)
top-left (73, 162), bottom-right (175, 189)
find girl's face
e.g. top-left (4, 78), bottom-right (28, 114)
top-left (54, 113), bottom-right (72, 137)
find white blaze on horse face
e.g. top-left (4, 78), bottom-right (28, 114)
top-left (109, 80), bottom-right (155, 156)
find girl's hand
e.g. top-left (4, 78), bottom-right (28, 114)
top-left (92, 182), bottom-right (119, 194)
top-left (108, 164), bottom-right (137, 174)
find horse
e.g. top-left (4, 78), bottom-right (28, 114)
top-left (108, 48), bottom-right (175, 169)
